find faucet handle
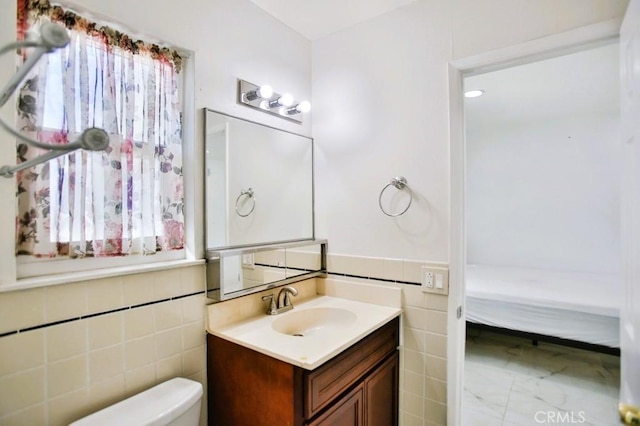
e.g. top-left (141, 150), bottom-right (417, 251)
top-left (261, 294), bottom-right (277, 315)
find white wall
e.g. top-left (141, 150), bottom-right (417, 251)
top-left (312, 0), bottom-right (628, 261)
top-left (313, 0), bottom-right (452, 261)
top-left (466, 112), bottom-right (621, 273)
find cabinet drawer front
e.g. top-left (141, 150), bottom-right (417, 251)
top-left (304, 317), bottom-right (399, 418)
top-left (306, 384), bottom-right (364, 426)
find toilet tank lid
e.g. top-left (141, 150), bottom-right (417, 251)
top-left (70, 378), bottom-right (203, 426)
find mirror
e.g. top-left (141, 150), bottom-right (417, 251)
top-left (206, 239), bottom-right (327, 302)
top-left (204, 109), bottom-right (314, 249)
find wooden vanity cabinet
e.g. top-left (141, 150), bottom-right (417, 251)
top-left (207, 316), bottom-right (399, 426)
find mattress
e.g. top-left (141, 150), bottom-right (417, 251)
top-left (465, 265), bottom-right (621, 348)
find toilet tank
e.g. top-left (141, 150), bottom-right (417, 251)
top-left (70, 378), bottom-right (203, 426)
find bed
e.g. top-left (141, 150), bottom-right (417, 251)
top-left (465, 264), bottom-right (621, 353)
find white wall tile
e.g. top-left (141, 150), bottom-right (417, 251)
top-left (44, 282), bottom-right (88, 322)
top-left (0, 403), bottom-right (46, 426)
top-left (0, 368), bottom-right (45, 413)
top-left (403, 370), bottom-right (426, 396)
top-left (122, 273), bottom-right (155, 306)
top-left (154, 300), bottom-right (183, 331)
top-left (124, 364), bottom-right (156, 398)
top-left (183, 345), bottom-right (206, 377)
top-left (425, 355), bottom-right (447, 381)
top-left (88, 373), bottom-right (125, 412)
top-left (183, 322), bottom-right (206, 351)
top-left (87, 277), bottom-right (123, 314)
top-left (425, 378), bottom-right (447, 404)
top-left (125, 336), bottom-right (155, 370)
top-left (48, 355), bottom-right (88, 397)
top-left (404, 306), bottom-right (427, 330)
top-left (425, 310), bottom-right (447, 335)
top-left (48, 388), bottom-right (90, 426)
top-left (182, 294), bottom-right (205, 324)
top-left (404, 348), bottom-right (426, 375)
top-left (88, 312), bottom-right (123, 351)
top-left (89, 345), bottom-right (124, 384)
top-left (155, 328), bottom-right (182, 360)
top-left (382, 258), bottom-right (404, 281)
top-left (0, 288), bottom-right (45, 334)
top-left (155, 354), bottom-right (182, 383)
top-left (0, 330), bottom-right (44, 376)
top-left (48, 321), bottom-right (88, 362)
top-left (124, 305), bottom-right (155, 341)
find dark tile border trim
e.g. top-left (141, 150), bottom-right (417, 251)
top-left (0, 290), bottom-right (205, 339)
top-left (327, 271), bottom-right (420, 286)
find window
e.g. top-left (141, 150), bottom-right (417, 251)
top-left (15, 1), bottom-right (185, 277)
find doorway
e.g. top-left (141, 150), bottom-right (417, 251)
top-left (446, 20), bottom-right (625, 426)
top-left (462, 42), bottom-right (622, 425)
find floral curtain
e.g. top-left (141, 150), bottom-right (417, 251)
top-left (15, 0), bottom-right (185, 258)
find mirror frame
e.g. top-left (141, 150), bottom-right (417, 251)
top-left (203, 108), bottom-right (315, 250)
top-left (206, 239), bottom-right (327, 302)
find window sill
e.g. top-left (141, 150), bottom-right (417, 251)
top-left (1, 258), bottom-right (205, 293)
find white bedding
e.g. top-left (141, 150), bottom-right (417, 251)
top-left (465, 265), bottom-right (621, 348)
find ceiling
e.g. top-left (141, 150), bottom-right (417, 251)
top-left (248, 0), bottom-right (418, 40)
top-left (464, 43), bottom-right (620, 130)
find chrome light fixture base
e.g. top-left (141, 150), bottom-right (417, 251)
top-left (237, 79), bottom-right (309, 124)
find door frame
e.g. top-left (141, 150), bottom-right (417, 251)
top-left (447, 18), bottom-right (623, 426)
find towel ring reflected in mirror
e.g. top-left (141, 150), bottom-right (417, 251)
top-left (235, 188), bottom-right (256, 217)
top-left (378, 176), bottom-right (412, 217)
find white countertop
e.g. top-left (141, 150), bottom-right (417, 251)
top-left (207, 295), bottom-right (402, 370)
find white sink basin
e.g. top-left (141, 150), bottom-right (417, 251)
top-left (272, 307), bottom-right (357, 337)
top-left (208, 295), bottom-right (401, 369)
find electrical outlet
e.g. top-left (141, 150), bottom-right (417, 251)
top-left (425, 272), bottom-right (434, 288)
top-left (421, 266), bottom-right (449, 295)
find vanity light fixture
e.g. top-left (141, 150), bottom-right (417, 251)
top-left (464, 89), bottom-right (485, 98)
top-left (237, 78), bottom-right (310, 124)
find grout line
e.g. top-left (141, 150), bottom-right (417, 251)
top-left (327, 271), bottom-right (420, 286)
top-left (1, 290), bottom-right (205, 339)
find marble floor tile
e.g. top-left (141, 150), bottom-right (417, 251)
top-left (464, 329), bottom-right (620, 426)
top-left (464, 362), bottom-right (514, 421)
top-left (503, 375), bottom-right (620, 426)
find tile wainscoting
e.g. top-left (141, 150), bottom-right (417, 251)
top-left (0, 264), bottom-right (207, 426)
top-left (0, 253), bottom-right (448, 426)
top-left (325, 253), bottom-right (449, 426)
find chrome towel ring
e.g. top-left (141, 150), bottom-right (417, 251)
top-left (378, 176), bottom-right (412, 217)
top-left (235, 188), bottom-right (255, 217)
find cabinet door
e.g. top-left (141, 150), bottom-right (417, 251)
top-left (307, 384), bottom-right (364, 426)
top-left (364, 352), bottom-right (399, 426)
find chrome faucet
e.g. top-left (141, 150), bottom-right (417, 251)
top-left (261, 286), bottom-right (298, 315)
top-left (277, 286), bottom-right (298, 312)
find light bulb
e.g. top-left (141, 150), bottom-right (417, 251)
top-left (464, 89), bottom-right (485, 98)
top-left (296, 101), bottom-right (311, 113)
top-left (259, 100), bottom-right (270, 110)
top-left (279, 93), bottom-right (294, 107)
top-left (257, 85), bottom-right (273, 98)
top-left (285, 101), bottom-right (312, 115)
top-left (245, 84), bottom-right (273, 101)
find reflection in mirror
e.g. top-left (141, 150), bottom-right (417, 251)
top-left (205, 109), bottom-right (314, 249)
top-left (206, 240), bottom-right (327, 302)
